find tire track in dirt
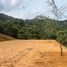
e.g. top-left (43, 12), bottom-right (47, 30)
top-left (0, 40), bottom-right (67, 67)
top-left (0, 48), bottom-right (33, 67)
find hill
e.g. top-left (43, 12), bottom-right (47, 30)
top-left (0, 40), bottom-right (67, 67)
top-left (0, 13), bottom-right (67, 46)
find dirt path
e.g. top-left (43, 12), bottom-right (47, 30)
top-left (0, 40), bottom-right (67, 67)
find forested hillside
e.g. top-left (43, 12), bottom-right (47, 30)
top-left (0, 13), bottom-right (67, 46)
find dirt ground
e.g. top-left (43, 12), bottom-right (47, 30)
top-left (0, 40), bottom-right (67, 67)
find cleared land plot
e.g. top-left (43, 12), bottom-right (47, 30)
top-left (0, 40), bottom-right (67, 67)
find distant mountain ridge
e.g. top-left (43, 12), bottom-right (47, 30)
top-left (0, 13), bottom-right (14, 20)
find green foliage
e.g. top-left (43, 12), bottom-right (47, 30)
top-left (0, 13), bottom-right (67, 46)
top-left (57, 31), bottom-right (67, 46)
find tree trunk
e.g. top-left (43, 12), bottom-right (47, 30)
top-left (60, 44), bottom-right (63, 55)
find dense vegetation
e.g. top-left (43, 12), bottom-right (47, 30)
top-left (0, 13), bottom-right (67, 46)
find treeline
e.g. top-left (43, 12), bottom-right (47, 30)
top-left (0, 13), bottom-right (67, 46)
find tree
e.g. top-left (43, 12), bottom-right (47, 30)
top-left (47, 0), bottom-right (66, 55)
top-left (47, 0), bottom-right (66, 20)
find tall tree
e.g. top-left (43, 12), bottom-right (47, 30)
top-left (47, 0), bottom-right (66, 55)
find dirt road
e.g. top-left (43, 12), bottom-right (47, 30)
top-left (0, 40), bottom-right (67, 67)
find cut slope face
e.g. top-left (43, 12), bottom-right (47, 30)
top-left (0, 33), bottom-right (15, 42)
top-left (0, 40), bottom-right (67, 67)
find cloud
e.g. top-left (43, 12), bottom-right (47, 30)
top-left (0, 0), bottom-right (67, 19)
top-left (10, 0), bottom-right (17, 6)
top-left (0, 0), bottom-right (24, 12)
top-left (0, 0), bottom-right (46, 19)
top-left (0, 0), bottom-right (48, 19)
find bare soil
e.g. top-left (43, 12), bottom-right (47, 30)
top-left (0, 40), bottom-right (67, 67)
top-left (0, 33), bottom-right (15, 42)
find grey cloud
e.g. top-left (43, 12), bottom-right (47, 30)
top-left (0, 0), bottom-right (25, 12)
top-left (0, 0), bottom-right (12, 11)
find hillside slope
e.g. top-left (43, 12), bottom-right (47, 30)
top-left (0, 33), bottom-right (15, 42)
top-left (0, 40), bottom-right (67, 67)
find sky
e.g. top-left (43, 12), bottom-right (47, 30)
top-left (0, 0), bottom-right (67, 20)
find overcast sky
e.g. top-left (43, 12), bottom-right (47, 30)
top-left (0, 0), bottom-right (67, 19)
